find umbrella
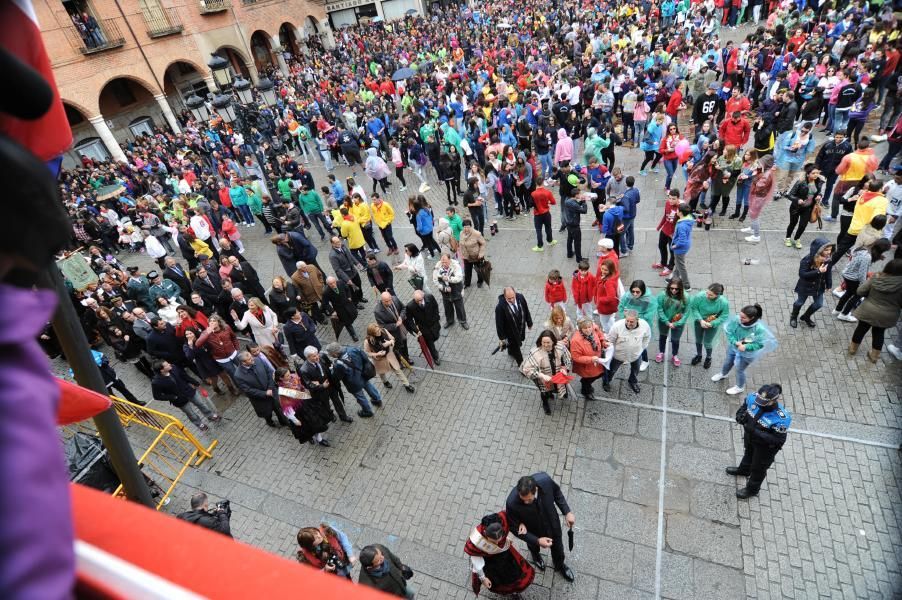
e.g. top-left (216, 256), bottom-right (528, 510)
top-left (372, 16), bottom-right (384, 22)
top-left (392, 67), bottom-right (416, 81)
top-left (405, 8), bottom-right (417, 14)
top-left (416, 332), bottom-right (435, 369)
top-left (95, 183), bottom-right (125, 201)
top-left (568, 529), bottom-right (575, 551)
top-left (490, 340), bottom-right (508, 355)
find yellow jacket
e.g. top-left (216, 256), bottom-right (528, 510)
top-left (370, 201), bottom-right (395, 229)
top-left (848, 192), bottom-right (888, 236)
top-left (189, 238), bottom-right (213, 258)
top-left (339, 217), bottom-right (365, 249)
top-left (350, 201), bottom-right (372, 227)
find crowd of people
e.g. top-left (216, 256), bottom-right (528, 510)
top-left (49, 0), bottom-right (902, 594)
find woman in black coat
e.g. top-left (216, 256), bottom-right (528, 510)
top-left (785, 164), bottom-right (823, 249)
top-left (268, 276), bottom-right (301, 323)
top-left (790, 237), bottom-right (834, 329)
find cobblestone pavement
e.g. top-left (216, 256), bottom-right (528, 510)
top-left (76, 43), bottom-right (902, 600)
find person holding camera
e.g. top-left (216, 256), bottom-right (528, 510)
top-left (296, 525), bottom-right (357, 579)
top-left (358, 544), bottom-right (416, 598)
top-left (432, 253), bottom-right (468, 330)
top-left (727, 383), bottom-right (792, 499)
top-left (176, 492), bottom-right (232, 537)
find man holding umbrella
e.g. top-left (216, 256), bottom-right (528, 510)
top-left (404, 289), bottom-right (441, 367)
top-left (505, 473), bottom-right (576, 582)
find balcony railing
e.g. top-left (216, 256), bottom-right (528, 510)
top-left (142, 6), bottom-right (183, 38)
top-left (199, 0), bottom-right (230, 13)
top-left (68, 17), bottom-right (126, 55)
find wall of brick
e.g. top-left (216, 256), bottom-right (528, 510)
top-left (41, 0), bottom-right (326, 118)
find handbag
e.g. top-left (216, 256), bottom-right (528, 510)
top-left (809, 203), bottom-right (821, 223)
top-left (408, 274), bottom-right (424, 290)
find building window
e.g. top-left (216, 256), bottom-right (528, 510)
top-left (74, 137), bottom-right (111, 162)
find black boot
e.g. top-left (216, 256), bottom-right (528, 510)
top-left (719, 202), bottom-right (729, 217)
top-left (789, 305), bottom-right (800, 328)
top-left (800, 306), bottom-right (818, 328)
top-left (738, 205), bottom-right (749, 222)
top-left (541, 395), bottom-right (551, 415)
top-left (728, 206), bottom-right (741, 219)
top-left (736, 486), bottom-right (759, 499)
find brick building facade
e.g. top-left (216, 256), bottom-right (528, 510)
top-left (38, 0), bottom-right (330, 167)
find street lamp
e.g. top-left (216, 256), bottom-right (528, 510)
top-left (212, 93), bottom-right (235, 123)
top-left (256, 76), bottom-right (277, 107)
top-left (208, 53), bottom-right (232, 89)
top-left (185, 93), bottom-right (210, 122)
top-left (232, 76), bottom-right (253, 105)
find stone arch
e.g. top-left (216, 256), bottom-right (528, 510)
top-left (97, 73), bottom-right (160, 100)
top-left (61, 99), bottom-right (96, 121)
top-left (278, 21), bottom-right (301, 57)
top-left (214, 45), bottom-right (252, 80)
top-left (249, 29), bottom-right (274, 71)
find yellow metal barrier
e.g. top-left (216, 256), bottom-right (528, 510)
top-left (109, 396), bottom-right (218, 510)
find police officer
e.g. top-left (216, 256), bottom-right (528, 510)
top-left (727, 383), bottom-right (792, 499)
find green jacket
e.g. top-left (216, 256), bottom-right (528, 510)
top-left (655, 292), bottom-right (688, 330)
top-left (277, 178), bottom-right (293, 201)
top-left (298, 190), bottom-right (324, 214)
top-left (724, 318), bottom-right (769, 353)
top-left (687, 292), bottom-right (730, 329)
top-left (247, 191), bottom-right (263, 215)
top-left (447, 214), bottom-right (463, 240)
top-left (583, 133), bottom-right (611, 164)
top-left (618, 290), bottom-right (657, 325)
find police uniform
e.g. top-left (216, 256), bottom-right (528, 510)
top-left (730, 391), bottom-right (791, 498)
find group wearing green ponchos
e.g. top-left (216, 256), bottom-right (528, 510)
top-left (686, 283), bottom-right (731, 368)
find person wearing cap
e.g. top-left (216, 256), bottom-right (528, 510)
top-left (727, 383), bottom-right (791, 499)
top-left (126, 267), bottom-right (153, 310)
top-left (148, 270), bottom-right (183, 308)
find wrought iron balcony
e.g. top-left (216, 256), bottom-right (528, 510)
top-left (142, 6), bottom-right (183, 38)
top-left (68, 17), bottom-right (126, 55)
top-left (199, 0), bottom-right (230, 13)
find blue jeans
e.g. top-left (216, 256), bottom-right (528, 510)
top-left (352, 380), bottom-right (381, 413)
top-left (235, 204), bottom-right (254, 225)
top-left (735, 182), bottom-right (751, 207)
top-left (663, 158), bottom-right (679, 189)
top-left (793, 292), bottom-right (824, 312)
top-left (720, 346), bottom-right (756, 389)
top-left (620, 218), bottom-right (635, 253)
top-left (833, 109), bottom-right (851, 135)
top-left (538, 153), bottom-right (553, 180)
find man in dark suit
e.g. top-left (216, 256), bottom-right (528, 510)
top-left (227, 255), bottom-right (267, 301)
top-left (328, 236), bottom-right (365, 304)
top-left (163, 256), bottom-right (192, 299)
top-left (298, 346), bottom-right (353, 422)
top-left (321, 276), bottom-right (359, 342)
top-left (373, 291), bottom-right (410, 364)
top-left (494, 286), bottom-right (533, 365)
top-left (191, 265), bottom-right (222, 307)
top-left (365, 253), bottom-right (395, 295)
top-left (404, 289), bottom-right (441, 365)
top-left (505, 472), bottom-right (575, 582)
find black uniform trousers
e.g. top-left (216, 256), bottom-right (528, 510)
top-left (737, 430), bottom-right (781, 492)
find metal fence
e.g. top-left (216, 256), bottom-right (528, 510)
top-left (67, 17), bottom-right (126, 55)
top-left (199, 0), bottom-right (231, 13)
top-left (142, 5), bottom-right (183, 38)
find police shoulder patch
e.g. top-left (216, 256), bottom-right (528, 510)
top-left (777, 410), bottom-right (786, 418)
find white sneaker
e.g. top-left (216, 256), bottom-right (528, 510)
top-left (726, 386), bottom-right (745, 395)
top-left (831, 309), bottom-right (840, 316)
top-left (639, 361), bottom-right (649, 372)
top-left (837, 313), bottom-right (858, 322)
top-left (887, 344), bottom-right (902, 360)
top-left (744, 235), bottom-right (760, 243)
top-left (831, 287), bottom-right (844, 298)
top-left (711, 372), bottom-right (727, 382)
top-left (399, 186), bottom-right (407, 191)
top-left (740, 227), bottom-right (753, 233)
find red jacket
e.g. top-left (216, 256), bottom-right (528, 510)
top-left (571, 270), bottom-right (596, 307)
top-left (595, 251), bottom-right (620, 279)
top-left (665, 89), bottom-right (682, 117)
top-left (218, 187), bottom-right (233, 208)
top-left (718, 118), bottom-right (750, 147)
top-left (570, 323), bottom-right (606, 378)
top-left (593, 275), bottom-right (619, 314)
top-left (545, 280), bottom-right (567, 304)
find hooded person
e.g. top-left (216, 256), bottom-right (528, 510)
top-left (790, 238), bottom-right (834, 329)
top-left (553, 128), bottom-right (574, 166)
top-left (582, 127), bottom-right (610, 165)
top-left (364, 147), bottom-right (391, 194)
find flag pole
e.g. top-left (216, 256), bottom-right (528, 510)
top-left (40, 265), bottom-right (155, 508)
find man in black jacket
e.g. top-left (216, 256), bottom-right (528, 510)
top-left (299, 346), bottom-right (353, 422)
top-left (813, 131), bottom-right (852, 218)
top-left (162, 257), bottom-right (192, 299)
top-left (358, 544), bottom-right (414, 598)
top-left (404, 290), bottom-right (441, 365)
top-left (177, 492), bottom-right (232, 537)
top-left (146, 319), bottom-right (183, 364)
top-left (191, 265), bottom-right (222, 307)
top-left (505, 472), bottom-right (575, 581)
top-left (691, 84), bottom-right (725, 136)
top-left (329, 236), bottom-right (365, 304)
top-left (322, 276), bottom-right (360, 342)
top-left (494, 287), bottom-right (533, 366)
top-left (232, 351), bottom-right (288, 427)
top-left (150, 361), bottom-right (220, 429)
top-left (283, 308), bottom-right (321, 357)
top-left (366, 254), bottom-right (395, 295)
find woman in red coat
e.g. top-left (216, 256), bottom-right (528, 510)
top-left (570, 318), bottom-right (607, 400)
top-left (593, 258), bottom-right (620, 332)
top-left (174, 305), bottom-right (209, 338)
top-left (653, 188), bottom-right (682, 277)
